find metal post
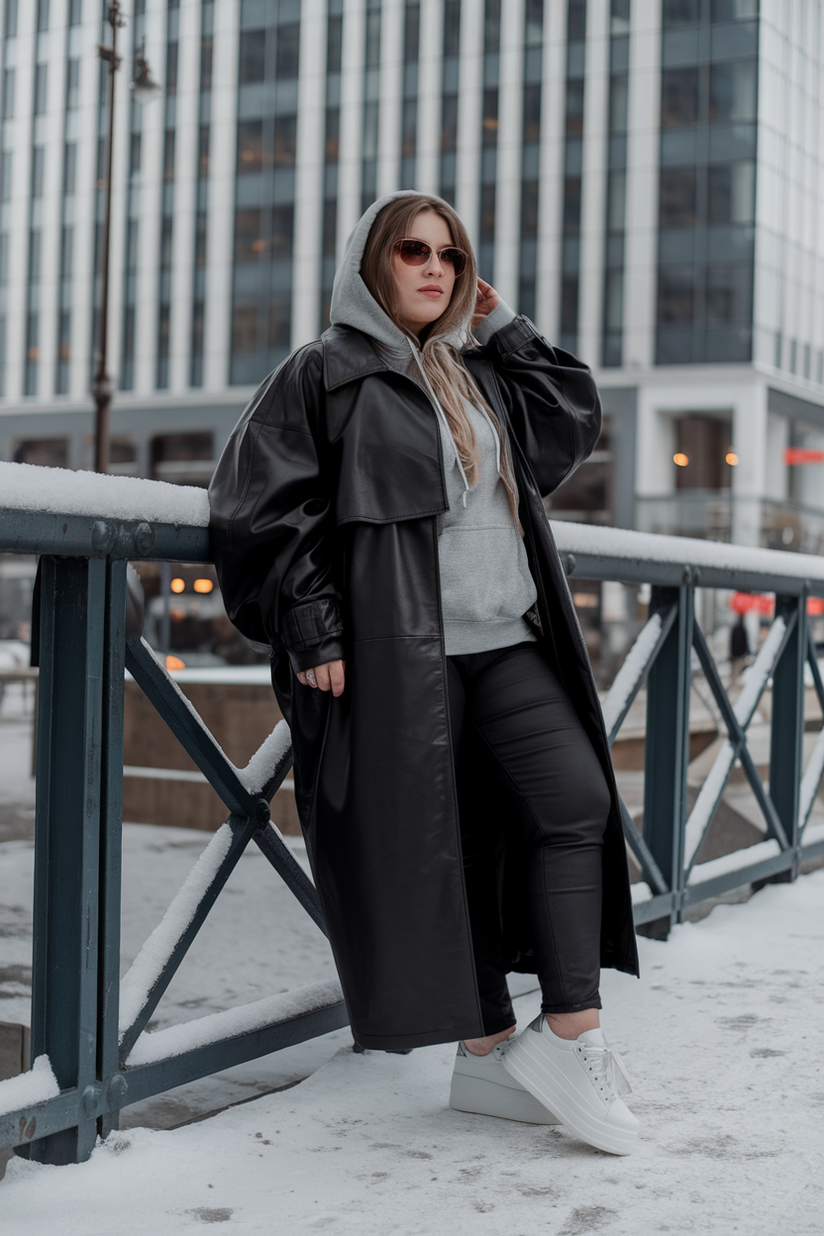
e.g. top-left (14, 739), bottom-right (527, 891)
top-left (768, 593), bottom-right (806, 882)
top-left (98, 560), bottom-right (128, 1136)
top-left (93, 3), bottom-right (125, 475)
top-left (641, 582), bottom-right (694, 936)
top-left (26, 558), bottom-right (108, 1164)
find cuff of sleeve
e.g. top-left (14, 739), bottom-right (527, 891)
top-left (473, 298), bottom-right (517, 345)
top-left (287, 633), bottom-right (347, 674)
top-left (280, 598), bottom-right (345, 672)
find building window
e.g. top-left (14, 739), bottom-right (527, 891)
top-left (559, 0), bottom-right (587, 354)
top-left (655, 1), bottom-right (757, 364)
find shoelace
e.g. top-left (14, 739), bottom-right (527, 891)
top-left (575, 1041), bottom-right (633, 1101)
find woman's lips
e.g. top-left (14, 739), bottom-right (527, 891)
top-left (419, 287), bottom-right (443, 297)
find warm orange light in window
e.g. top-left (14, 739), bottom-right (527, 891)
top-left (170, 577), bottom-right (185, 593)
top-left (673, 453), bottom-right (689, 467)
top-left (166, 655), bottom-right (186, 670)
top-left (193, 578), bottom-right (214, 594)
top-left (726, 452), bottom-right (739, 466)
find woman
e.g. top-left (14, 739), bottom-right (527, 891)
top-left (209, 191), bottom-right (639, 1156)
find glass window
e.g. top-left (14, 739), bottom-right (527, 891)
top-left (37, 0), bottom-right (49, 32)
top-left (523, 83), bottom-right (541, 143)
top-left (34, 64), bottom-right (48, 115)
top-left (606, 170), bottom-right (626, 231)
top-left (28, 230), bottom-right (42, 282)
top-left (441, 95), bottom-right (458, 151)
top-left (706, 262), bottom-right (752, 323)
top-left (565, 79), bottom-right (584, 137)
top-left (69, 0), bottom-right (82, 25)
top-left (707, 160), bottom-right (754, 224)
top-left (271, 204), bottom-right (293, 258)
top-left (662, 0), bottom-right (699, 25)
top-left (63, 143), bottom-right (77, 195)
top-left (525, 0), bottom-right (543, 45)
top-left (402, 98), bottom-right (417, 156)
top-left (163, 130), bottom-right (175, 181)
top-left (234, 210), bottom-right (264, 263)
top-left (443, 0), bottom-right (461, 58)
top-left (3, 69), bottom-right (14, 119)
top-left (239, 30), bottom-right (266, 83)
top-left (5, 0), bottom-right (18, 38)
top-left (711, 0), bottom-right (757, 19)
top-left (325, 107), bottom-right (340, 161)
top-left (275, 114), bottom-right (297, 165)
top-left (327, 14), bottom-right (343, 74)
top-left (276, 23), bottom-right (300, 80)
top-left (1, 152), bottom-right (12, 202)
top-left (237, 120), bottom-right (264, 171)
top-left (198, 124), bottom-right (210, 177)
top-left (560, 276), bottom-right (579, 333)
top-left (609, 75), bottom-right (628, 134)
top-left (31, 147), bottom-right (45, 198)
top-left (166, 43), bottom-right (179, 96)
top-left (484, 0), bottom-right (501, 53)
top-left (66, 59), bottom-right (80, 110)
top-left (709, 62), bottom-right (756, 124)
top-left (482, 88), bottom-right (498, 146)
top-left (661, 68), bottom-right (699, 128)
top-left (659, 167), bottom-right (696, 227)
top-left (200, 36), bottom-right (213, 89)
top-left (404, 2), bottom-right (420, 62)
top-left (14, 438), bottom-right (68, 467)
top-left (59, 226), bottom-right (73, 280)
top-left (567, 0), bottom-right (586, 42)
top-left (364, 5), bottom-right (381, 69)
top-left (521, 180), bottom-right (539, 238)
top-left (658, 266), bottom-right (695, 323)
top-left (563, 176), bottom-right (582, 234)
top-left (610, 0), bottom-right (630, 34)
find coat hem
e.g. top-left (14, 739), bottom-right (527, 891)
top-left (352, 1022), bottom-right (487, 1052)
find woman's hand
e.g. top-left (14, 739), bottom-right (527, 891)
top-left (472, 278), bottom-right (501, 327)
top-left (296, 659), bottom-right (346, 697)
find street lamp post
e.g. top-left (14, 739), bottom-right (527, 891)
top-left (93, 5), bottom-right (159, 475)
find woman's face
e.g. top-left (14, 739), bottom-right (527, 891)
top-left (390, 210), bottom-right (458, 337)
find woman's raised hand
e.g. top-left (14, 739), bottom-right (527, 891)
top-left (296, 660), bottom-right (346, 697)
top-left (472, 278), bottom-right (501, 327)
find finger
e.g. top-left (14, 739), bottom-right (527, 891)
top-left (296, 670), bottom-right (314, 688)
top-left (329, 660), bottom-right (346, 697)
top-left (315, 664), bottom-right (333, 692)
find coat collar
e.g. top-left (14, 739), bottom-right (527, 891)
top-left (321, 324), bottom-right (390, 391)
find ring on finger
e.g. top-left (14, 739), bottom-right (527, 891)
top-left (306, 670), bottom-right (317, 686)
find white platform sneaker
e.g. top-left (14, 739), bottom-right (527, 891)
top-left (502, 1016), bottom-right (639, 1155)
top-left (449, 1039), bottom-right (560, 1125)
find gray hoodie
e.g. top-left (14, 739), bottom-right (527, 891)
top-left (330, 191), bottom-right (537, 655)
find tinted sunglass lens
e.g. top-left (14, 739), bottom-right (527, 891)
top-left (398, 240), bottom-right (430, 265)
top-left (442, 248), bottom-right (466, 275)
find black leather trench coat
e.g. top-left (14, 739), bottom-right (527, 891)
top-left (209, 314), bottom-right (639, 1051)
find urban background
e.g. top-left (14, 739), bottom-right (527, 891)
top-left (1, 0), bottom-right (824, 677)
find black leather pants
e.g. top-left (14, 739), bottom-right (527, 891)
top-left (447, 642), bottom-right (611, 1033)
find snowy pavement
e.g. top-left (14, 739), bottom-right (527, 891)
top-left (1, 865), bottom-right (823, 1235)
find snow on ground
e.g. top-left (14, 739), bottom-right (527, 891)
top-left (1, 866), bottom-right (822, 1235)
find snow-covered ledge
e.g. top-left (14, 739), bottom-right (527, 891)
top-left (551, 520), bottom-right (824, 586)
top-left (0, 461), bottom-right (210, 527)
top-left (1, 460), bottom-right (823, 587)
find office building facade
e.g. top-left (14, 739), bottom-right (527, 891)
top-left (0, 0), bottom-right (822, 552)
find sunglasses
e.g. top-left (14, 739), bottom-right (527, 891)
top-left (394, 238), bottom-right (468, 277)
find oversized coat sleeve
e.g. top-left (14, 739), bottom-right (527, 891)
top-left (474, 307), bottom-right (602, 498)
top-left (207, 344), bottom-right (346, 673)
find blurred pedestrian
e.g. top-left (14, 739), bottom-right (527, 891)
top-left (210, 191), bottom-right (638, 1155)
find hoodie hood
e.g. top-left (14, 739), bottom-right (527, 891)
top-left (328, 191), bottom-right (472, 366)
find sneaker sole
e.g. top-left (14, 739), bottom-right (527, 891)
top-left (449, 1072), bottom-right (560, 1125)
top-left (502, 1038), bottom-right (638, 1155)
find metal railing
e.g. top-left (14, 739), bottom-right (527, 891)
top-left (1, 481), bottom-right (824, 1166)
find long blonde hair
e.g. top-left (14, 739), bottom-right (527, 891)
top-left (360, 195), bottom-right (520, 522)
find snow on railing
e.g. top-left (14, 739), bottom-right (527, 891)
top-left (118, 824), bottom-right (234, 1038)
top-left (0, 1056), bottom-right (59, 1118)
top-left (552, 519), bottom-right (824, 582)
top-left (125, 980), bottom-right (344, 1067)
top-left (0, 460), bottom-right (210, 526)
top-left (601, 612), bottom-right (663, 740)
